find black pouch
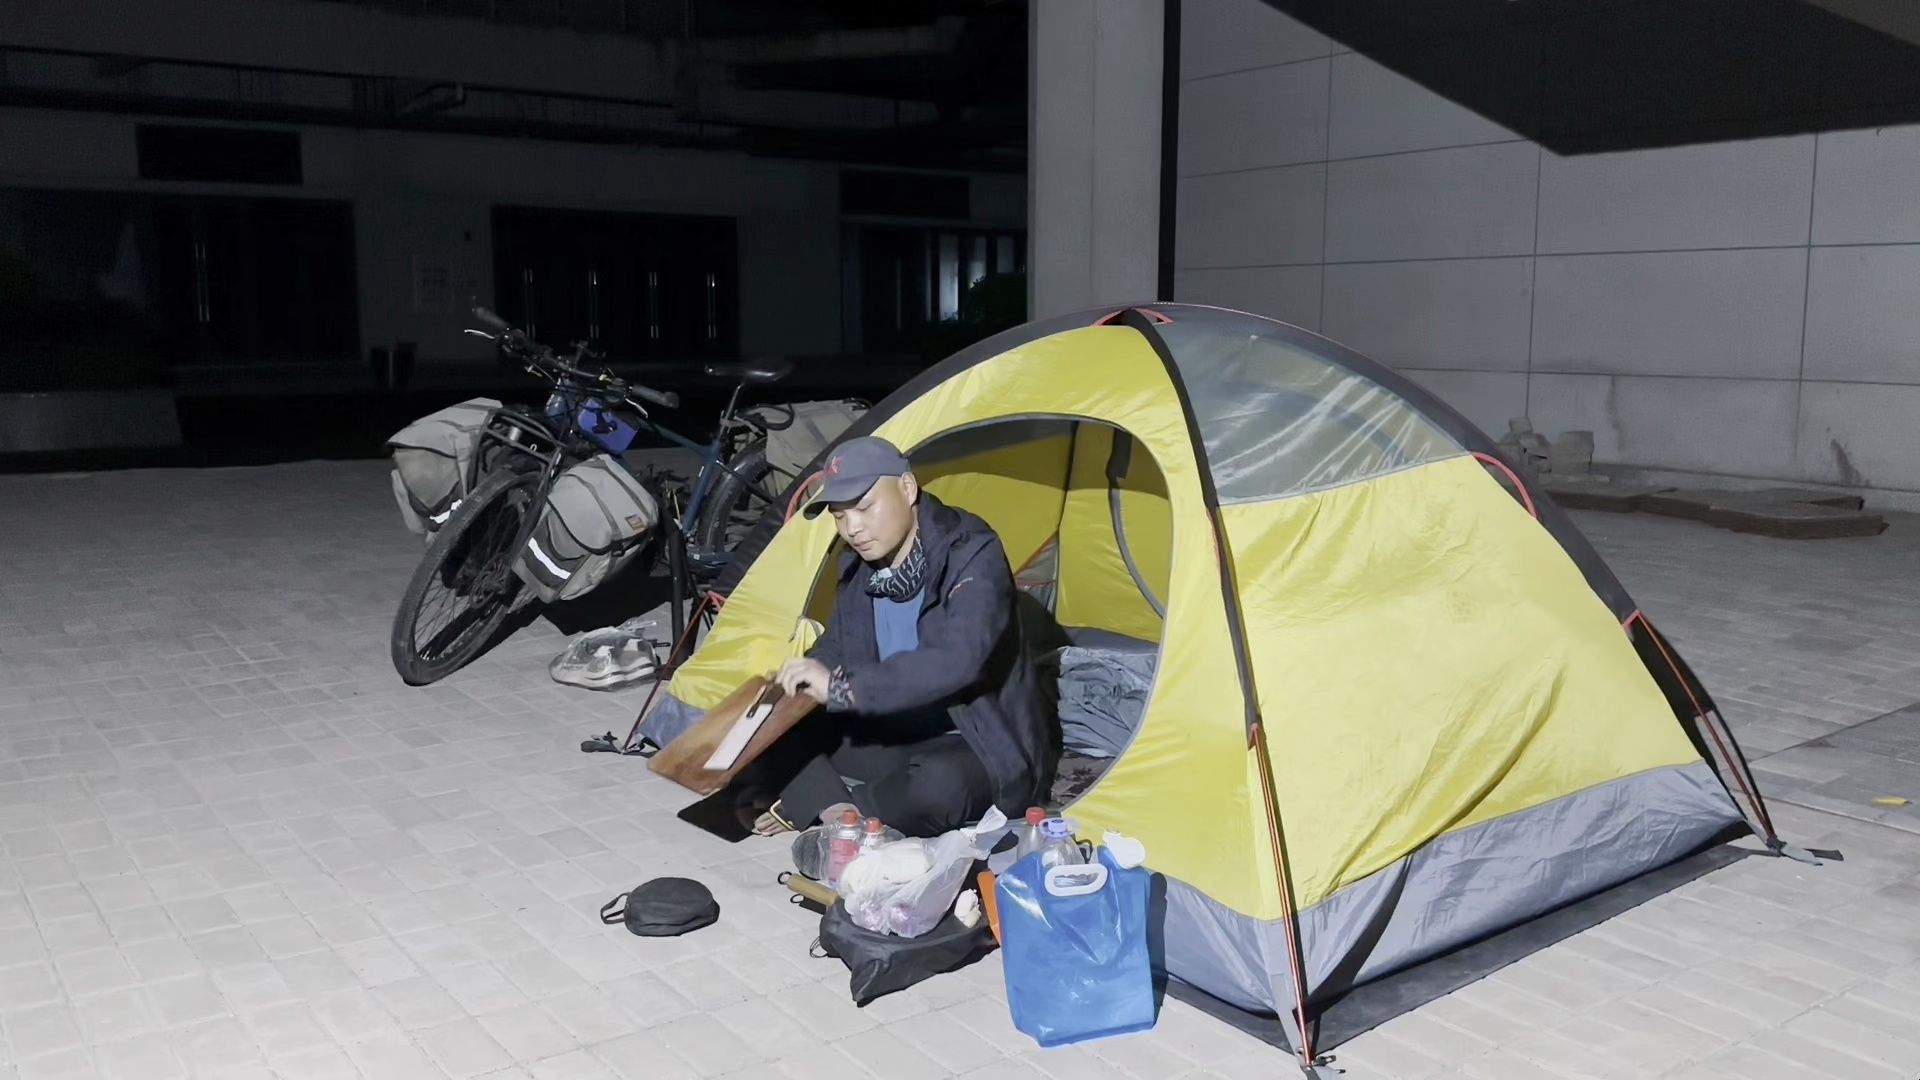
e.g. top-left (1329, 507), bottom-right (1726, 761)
top-left (601, 878), bottom-right (719, 937)
top-left (814, 901), bottom-right (997, 1005)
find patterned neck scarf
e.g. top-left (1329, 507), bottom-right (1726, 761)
top-left (864, 534), bottom-right (927, 601)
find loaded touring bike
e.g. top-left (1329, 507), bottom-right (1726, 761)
top-left (387, 306), bottom-right (795, 686)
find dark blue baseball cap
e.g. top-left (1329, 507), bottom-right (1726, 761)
top-left (803, 436), bottom-right (911, 518)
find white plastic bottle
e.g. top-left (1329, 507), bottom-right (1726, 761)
top-left (1035, 818), bottom-right (1083, 869)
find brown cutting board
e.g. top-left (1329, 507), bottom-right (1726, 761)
top-left (647, 676), bottom-right (819, 796)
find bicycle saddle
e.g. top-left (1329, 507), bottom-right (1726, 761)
top-left (703, 357), bottom-right (794, 385)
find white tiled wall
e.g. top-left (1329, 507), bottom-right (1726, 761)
top-left (1324, 142), bottom-right (1539, 262)
top-left (1174, 0), bottom-right (1920, 498)
top-left (1177, 164), bottom-right (1326, 267)
top-left (1529, 250), bottom-right (1808, 379)
top-left (1322, 258), bottom-right (1533, 371)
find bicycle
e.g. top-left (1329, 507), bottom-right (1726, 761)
top-left (389, 306), bottom-right (791, 686)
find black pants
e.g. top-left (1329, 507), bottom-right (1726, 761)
top-left (764, 713), bottom-right (995, 838)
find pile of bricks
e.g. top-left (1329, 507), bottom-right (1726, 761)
top-left (1495, 418), bottom-right (1599, 482)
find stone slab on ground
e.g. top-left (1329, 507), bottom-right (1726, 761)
top-left (1639, 489), bottom-right (1887, 539)
top-left (1712, 503), bottom-right (1889, 540)
top-left (1542, 479), bottom-right (1675, 514)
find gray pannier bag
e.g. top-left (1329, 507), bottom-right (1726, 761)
top-left (749, 399), bottom-right (869, 482)
top-left (514, 454), bottom-right (659, 604)
top-left (387, 397), bottom-right (500, 536)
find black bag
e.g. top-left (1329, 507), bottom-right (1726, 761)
top-left (601, 878), bottom-right (719, 937)
top-left (815, 900), bottom-right (997, 1005)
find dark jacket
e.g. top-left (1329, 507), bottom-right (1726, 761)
top-left (807, 493), bottom-right (1057, 813)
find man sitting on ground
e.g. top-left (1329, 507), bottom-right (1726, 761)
top-left (750, 436), bottom-right (1055, 838)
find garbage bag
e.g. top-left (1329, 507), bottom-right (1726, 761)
top-left (996, 847), bottom-right (1155, 1047)
top-left (817, 900), bottom-right (996, 1005)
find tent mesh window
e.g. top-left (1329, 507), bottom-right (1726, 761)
top-left (1155, 315), bottom-right (1462, 503)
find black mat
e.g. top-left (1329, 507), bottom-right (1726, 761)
top-left (675, 787), bottom-right (756, 843)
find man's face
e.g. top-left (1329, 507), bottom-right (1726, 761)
top-left (830, 474), bottom-right (918, 564)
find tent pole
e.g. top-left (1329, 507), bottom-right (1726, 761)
top-left (1250, 720), bottom-right (1322, 1073)
top-left (1630, 612), bottom-right (1780, 844)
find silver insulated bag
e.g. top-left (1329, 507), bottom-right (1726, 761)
top-left (387, 398), bottom-right (499, 535)
top-left (515, 455), bottom-right (659, 603)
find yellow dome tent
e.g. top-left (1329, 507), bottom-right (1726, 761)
top-left (636, 304), bottom-right (1780, 1069)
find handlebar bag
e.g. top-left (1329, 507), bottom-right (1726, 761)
top-left (513, 454), bottom-right (659, 604)
top-left (386, 397), bottom-right (500, 536)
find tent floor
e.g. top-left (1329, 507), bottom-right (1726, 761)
top-left (1166, 826), bottom-right (1754, 1057)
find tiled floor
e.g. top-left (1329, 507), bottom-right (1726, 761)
top-left (0, 460), bottom-right (1916, 1079)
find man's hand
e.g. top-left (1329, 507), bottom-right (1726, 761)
top-left (777, 657), bottom-right (832, 705)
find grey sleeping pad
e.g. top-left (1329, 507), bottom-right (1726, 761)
top-left (1051, 641), bottom-right (1157, 759)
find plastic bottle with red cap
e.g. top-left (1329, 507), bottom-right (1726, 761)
top-left (824, 808), bottom-right (863, 890)
top-left (1015, 806), bottom-right (1047, 860)
top-left (858, 816), bottom-right (901, 852)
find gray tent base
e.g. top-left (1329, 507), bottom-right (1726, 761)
top-left (1167, 827), bottom-right (1752, 1060)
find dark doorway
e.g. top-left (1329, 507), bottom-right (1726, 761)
top-left (0, 188), bottom-right (358, 390)
top-left (151, 198), bottom-right (359, 365)
top-left (490, 206), bottom-right (738, 362)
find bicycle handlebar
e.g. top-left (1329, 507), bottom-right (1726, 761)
top-left (628, 384), bottom-right (680, 409)
top-left (471, 305), bottom-right (679, 410)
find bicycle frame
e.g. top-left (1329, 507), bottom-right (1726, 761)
top-left (652, 381), bottom-right (780, 539)
top-left (417, 307), bottom-right (791, 680)
top-left (469, 378), bottom-right (779, 594)
top-left (556, 376), bottom-right (778, 538)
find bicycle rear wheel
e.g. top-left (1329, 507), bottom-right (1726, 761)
top-left (390, 468), bottom-right (537, 686)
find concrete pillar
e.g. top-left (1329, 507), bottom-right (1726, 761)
top-left (1028, 0), bottom-right (1166, 319)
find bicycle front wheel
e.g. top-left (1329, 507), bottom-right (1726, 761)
top-left (390, 468), bottom-right (537, 686)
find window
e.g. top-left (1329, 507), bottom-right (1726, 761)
top-left (852, 224), bottom-right (1026, 354)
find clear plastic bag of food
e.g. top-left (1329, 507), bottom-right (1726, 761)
top-left (837, 808), bottom-right (1009, 937)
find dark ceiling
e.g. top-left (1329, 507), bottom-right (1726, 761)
top-left (0, 0), bottom-right (1030, 172)
top-left (333, 0), bottom-right (1031, 166)
top-left (13, 0), bottom-right (1920, 169)
top-left (1266, 0), bottom-right (1920, 155)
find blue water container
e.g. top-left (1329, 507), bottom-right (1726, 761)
top-left (996, 846), bottom-right (1156, 1047)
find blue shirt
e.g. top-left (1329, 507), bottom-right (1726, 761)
top-left (871, 591), bottom-right (951, 734)
top-left (873, 592), bottom-right (923, 661)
